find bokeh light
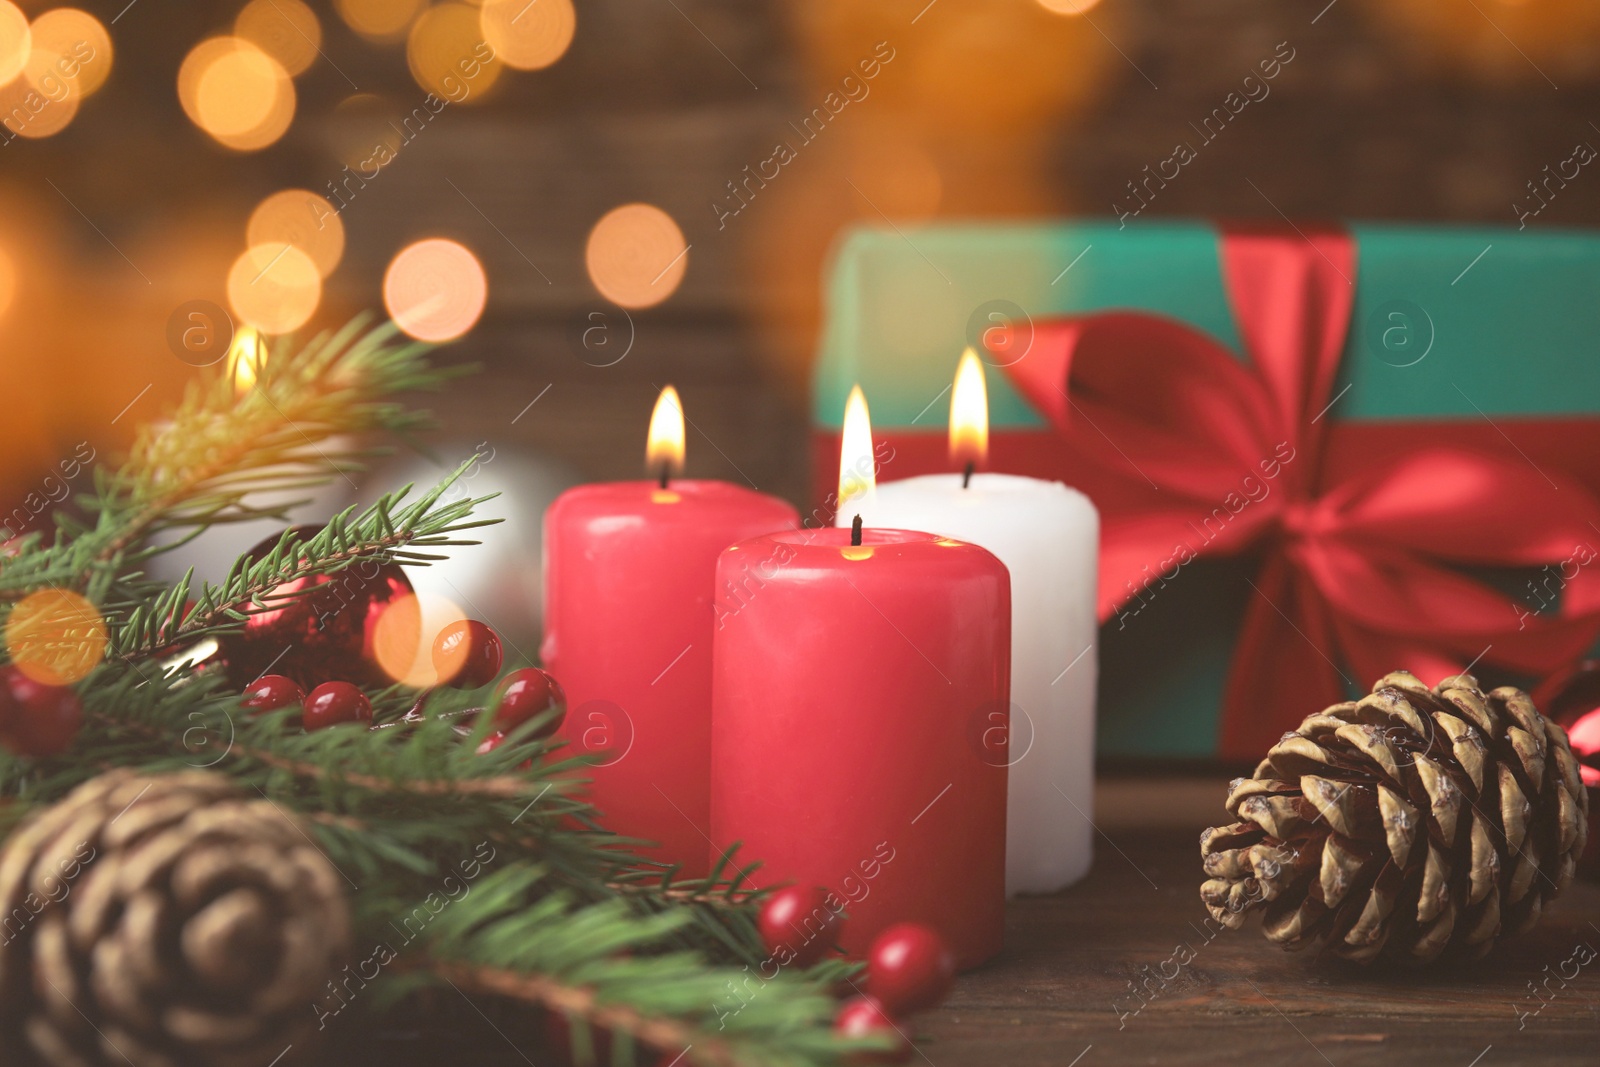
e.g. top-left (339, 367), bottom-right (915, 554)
top-left (178, 36), bottom-right (295, 151)
top-left (28, 9), bottom-right (112, 99)
top-left (248, 189), bottom-right (344, 278)
top-left (1036, 0), bottom-right (1102, 14)
top-left (6, 589), bottom-right (107, 686)
top-left (236, 0), bottom-right (322, 77)
top-left (480, 0), bottom-right (576, 71)
top-left (407, 2), bottom-right (501, 102)
top-left (227, 243), bottom-right (322, 335)
top-left (335, 0), bottom-right (424, 43)
top-left (585, 203), bottom-right (689, 309)
top-left (0, 2), bottom-right (29, 87)
top-left (0, 49), bottom-right (79, 139)
top-left (373, 592), bottom-right (466, 687)
top-left (383, 238), bottom-right (488, 342)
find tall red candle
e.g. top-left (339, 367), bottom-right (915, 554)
top-left (710, 521), bottom-right (1011, 968)
top-left (541, 388), bottom-right (798, 875)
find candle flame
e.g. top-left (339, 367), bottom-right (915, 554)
top-left (647, 385), bottom-right (686, 477)
top-left (838, 384), bottom-right (875, 508)
top-left (949, 347), bottom-right (988, 470)
top-left (227, 326), bottom-right (266, 395)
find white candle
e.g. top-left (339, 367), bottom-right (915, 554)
top-left (837, 352), bottom-right (1100, 895)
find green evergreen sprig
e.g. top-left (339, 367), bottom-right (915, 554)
top-left (0, 319), bottom-right (871, 1066)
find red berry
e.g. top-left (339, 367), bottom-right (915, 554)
top-left (834, 995), bottom-right (910, 1064)
top-left (494, 667), bottom-right (566, 736)
top-left (240, 674), bottom-right (305, 714)
top-left (432, 620), bottom-right (503, 689)
top-left (475, 730), bottom-right (533, 770)
top-left (866, 923), bottom-right (955, 1016)
top-left (757, 885), bottom-right (842, 968)
top-left (302, 682), bottom-right (372, 731)
top-left (0, 668), bottom-right (82, 757)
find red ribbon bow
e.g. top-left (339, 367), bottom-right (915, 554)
top-left (1002, 225), bottom-right (1600, 758)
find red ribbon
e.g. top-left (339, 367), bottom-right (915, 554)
top-left (1000, 225), bottom-right (1600, 758)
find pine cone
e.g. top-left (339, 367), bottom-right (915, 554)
top-left (1200, 672), bottom-right (1588, 964)
top-left (0, 770), bottom-right (352, 1066)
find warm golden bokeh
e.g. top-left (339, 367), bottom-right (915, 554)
top-left (5, 588), bottom-right (107, 686)
top-left (335, 0), bottom-right (424, 43)
top-left (236, 0), bottom-right (322, 77)
top-left (407, 3), bottom-right (501, 101)
top-left (1, 49), bottom-right (79, 139)
top-left (0, 1), bottom-right (29, 87)
top-left (1036, 0), bottom-right (1103, 13)
top-left (248, 189), bottom-right (345, 278)
top-left (740, 2), bottom-right (1111, 392)
top-left (383, 238), bottom-right (488, 342)
top-left (373, 592), bottom-right (466, 687)
top-left (480, 0), bottom-right (576, 71)
top-left (585, 203), bottom-right (689, 309)
top-left (28, 8), bottom-right (112, 99)
top-left (227, 243), bottom-right (322, 335)
top-left (178, 36), bottom-right (296, 151)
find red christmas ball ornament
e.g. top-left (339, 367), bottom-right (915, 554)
top-left (757, 885), bottom-right (842, 968)
top-left (834, 995), bottom-right (910, 1065)
top-left (1534, 659), bottom-right (1600, 877)
top-left (0, 667), bottom-right (83, 757)
top-left (494, 667), bottom-right (566, 737)
top-left (239, 674), bottom-right (305, 714)
top-left (432, 619), bottom-right (503, 689)
top-left (866, 923), bottom-right (955, 1016)
top-left (217, 525), bottom-right (412, 692)
top-left (303, 681), bottom-right (372, 731)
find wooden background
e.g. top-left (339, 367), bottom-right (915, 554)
top-left (4, 0), bottom-right (1600, 514)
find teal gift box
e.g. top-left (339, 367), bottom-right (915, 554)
top-left (810, 220), bottom-right (1600, 760)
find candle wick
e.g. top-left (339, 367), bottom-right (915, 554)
top-left (659, 463), bottom-right (670, 490)
top-left (850, 514), bottom-right (863, 547)
top-left (962, 461), bottom-right (974, 489)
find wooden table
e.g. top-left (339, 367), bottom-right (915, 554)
top-left (345, 775), bottom-right (1598, 1066)
top-left (919, 775), bottom-right (1600, 1067)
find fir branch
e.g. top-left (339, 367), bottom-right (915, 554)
top-left (0, 317), bottom-right (468, 605)
top-left (0, 314), bottom-right (862, 1065)
top-left (412, 868), bottom-right (872, 1067)
top-left (8, 664), bottom-right (864, 1066)
top-left (106, 471), bottom-right (497, 661)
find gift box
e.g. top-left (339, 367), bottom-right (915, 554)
top-left (811, 220), bottom-right (1600, 760)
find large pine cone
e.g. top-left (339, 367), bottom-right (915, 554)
top-left (0, 770), bottom-right (352, 1066)
top-left (1200, 672), bottom-right (1588, 964)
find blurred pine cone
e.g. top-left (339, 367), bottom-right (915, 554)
top-left (1200, 672), bottom-right (1588, 964)
top-left (0, 769), bottom-right (351, 1065)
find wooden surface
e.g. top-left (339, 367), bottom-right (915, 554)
top-left (917, 775), bottom-right (1600, 1067)
top-left (341, 774), bottom-right (1600, 1066)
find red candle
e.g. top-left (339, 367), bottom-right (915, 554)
top-left (710, 391), bottom-right (1012, 967)
top-left (541, 387), bottom-right (798, 875)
